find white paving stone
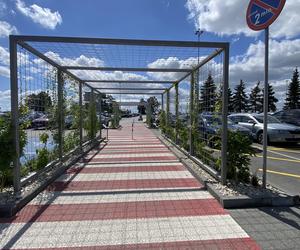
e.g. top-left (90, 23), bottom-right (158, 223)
top-left (0, 215), bottom-right (249, 249)
top-left (55, 171), bottom-right (193, 182)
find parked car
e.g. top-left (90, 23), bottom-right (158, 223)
top-left (19, 111), bottom-right (44, 128)
top-left (32, 115), bottom-right (49, 129)
top-left (272, 109), bottom-right (300, 126)
top-left (199, 114), bottom-right (252, 141)
top-left (229, 113), bottom-right (300, 144)
top-left (65, 115), bottom-right (74, 129)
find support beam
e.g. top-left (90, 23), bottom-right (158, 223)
top-left (64, 66), bottom-right (191, 73)
top-left (79, 81), bottom-right (83, 149)
top-left (189, 72), bottom-right (195, 156)
top-left (103, 92), bottom-right (163, 95)
top-left (95, 87), bottom-right (167, 91)
top-left (10, 36), bottom-right (21, 196)
top-left (161, 94), bottom-right (164, 111)
top-left (166, 90), bottom-right (170, 127)
top-left (221, 44), bottom-right (230, 185)
top-left (84, 80), bottom-right (172, 84)
top-left (57, 69), bottom-right (64, 161)
top-left (175, 83), bottom-right (179, 144)
top-left (12, 35), bottom-right (230, 49)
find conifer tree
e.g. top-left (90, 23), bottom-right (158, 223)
top-left (249, 81), bottom-right (263, 113)
top-left (284, 68), bottom-right (300, 109)
top-left (199, 73), bottom-right (216, 112)
top-left (232, 80), bottom-right (248, 112)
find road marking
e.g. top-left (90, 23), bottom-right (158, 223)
top-left (253, 145), bottom-right (300, 161)
top-left (268, 147), bottom-right (300, 154)
top-left (258, 169), bottom-right (300, 179)
top-left (255, 155), bottom-right (300, 163)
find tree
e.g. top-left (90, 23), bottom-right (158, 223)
top-left (137, 98), bottom-right (146, 114)
top-left (228, 87), bottom-right (234, 113)
top-left (26, 91), bottom-right (52, 112)
top-left (264, 83), bottom-right (278, 112)
top-left (232, 80), bottom-right (248, 112)
top-left (284, 68), bottom-right (300, 109)
top-left (199, 73), bottom-right (216, 112)
top-left (249, 81), bottom-right (263, 113)
top-left (147, 96), bottom-right (160, 114)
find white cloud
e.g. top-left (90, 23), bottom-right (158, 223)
top-left (0, 21), bottom-right (18, 37)
top-left (16, 0), bottom-right (62, 30)
top-left (0, 89), bottom-right (11, 111)
top-left (230, 39), bottom-right (300, 84)
top-left (0, 46), bottom-right (9, 65)
top-left (147, 56), bottom-right (200, 81)
top-left (185, 0), bottom-right (300, 39)
top-left (0, 65), bottom-right (9, 78)
top-left (0, 0), bottom-right (7, 16)
top-left (0, 46), bottom-right (9, 77)
top-left (43, 52), bottom-right (104, 67)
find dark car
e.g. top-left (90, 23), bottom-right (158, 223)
top-left (198, 114), bottom-right (252, 145)
top-left (272, 109), bottom-right (300, 127)
top-left (65, 115), bottom-right (74, 129)
top-left (32, 115), bottom-right (49, 129)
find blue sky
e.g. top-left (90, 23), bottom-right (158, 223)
top-left (0, 0), bottom-right (299, 110)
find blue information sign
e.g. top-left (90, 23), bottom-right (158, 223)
top-left (246, 0), bottom-right (286, 31)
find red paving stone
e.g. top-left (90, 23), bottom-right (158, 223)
top-left (0, 199), bottom-right (227, 223)
top-left (67, 165), bottom-right (185, 174)
top-left (49, 178), bottom-right (203, 191)
top-left (87, 156), bottom-right (178, 163)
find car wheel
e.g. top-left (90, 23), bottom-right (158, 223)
top-left (257, 131), bottom-right (269, 145)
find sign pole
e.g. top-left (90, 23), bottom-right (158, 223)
top-left (262, 26), bottom-right (269, 188)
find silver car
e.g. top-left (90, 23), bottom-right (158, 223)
top-left (229, 113), bottom-right (300, 144)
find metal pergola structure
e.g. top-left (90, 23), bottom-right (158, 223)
top-left (10, 35), bottom-right (229, 194)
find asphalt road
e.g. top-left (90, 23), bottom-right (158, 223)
top-left (250, 143), bottom-right (300, 196)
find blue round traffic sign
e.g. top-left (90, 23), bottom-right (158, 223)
top-left (246, 0), bottom-right (286, 31)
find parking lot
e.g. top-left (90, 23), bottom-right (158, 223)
top-left (251, 143), bottom-right (300, 195)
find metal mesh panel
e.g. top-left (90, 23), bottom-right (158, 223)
top-left (17, 45), bottom-right (59, 174)
top-left (178, 80), bottom-right (190, 151)
top-left (194, 52), bottom-right (224, 169)
top-left (62, 73), bottom-right (80, 153)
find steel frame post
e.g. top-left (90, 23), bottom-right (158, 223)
top-left (161, 94), bottom-right (164, 111)
top-left (91, 88), bottom-right (95, 139)
top-left (221, 45), bottom-right (230, 185)
top-left (262, 27), bottom-right (269, 189)
top-left (57, 69), bottom-right (64, 161)
top-left (79, 81), bottom-right (83, 149)
top-left (166, 90), bottom-right (170, 127)
top-left (189, 72), bottom-right (195, 155)
top-left (10, 36), bottom-right (21, 196)
top-left (99, 93), bottom-right (102, 139)
top-left (175, 83), bottom-right (179, 144)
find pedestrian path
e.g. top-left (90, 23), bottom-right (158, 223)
top-left (0, 119), bottom-right (260, 249)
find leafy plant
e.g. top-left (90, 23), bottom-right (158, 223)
top-left (31, 133), bottom-right (50, 171)
top-left (216, 131), bottom-right (255, 183)
top-left (0, 107), bottom-right (27, 189)
top-left (110, 102), bottom-right (121, 129)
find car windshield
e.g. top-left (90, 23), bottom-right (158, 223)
top-left (254, 115), bottom-right (281, 123)
top-left (203, 116), bottom-right (222, 125)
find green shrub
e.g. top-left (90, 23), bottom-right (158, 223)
top-left (0, 109), bottom-right (27, 189)
top-left (217, 131), bottom-right (255, 183)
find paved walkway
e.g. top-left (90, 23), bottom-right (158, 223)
top-left (0, 119), bottom-right (260, 249)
